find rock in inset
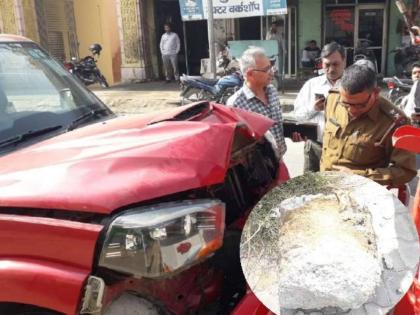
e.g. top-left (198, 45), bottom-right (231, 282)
top-left (278, 194), bottom-right (382, 311)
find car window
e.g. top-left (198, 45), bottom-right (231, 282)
top-left (0, 43), bottom-right (98, 113)
top-left (0, 42), bottom-right (113, 154)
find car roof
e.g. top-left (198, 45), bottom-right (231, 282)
top-left (0, 34), bottom-right (33, 43)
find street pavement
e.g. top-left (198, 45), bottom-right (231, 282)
top-left (91, 80), bottom-right (305, 178)
top-left (91, 81), bottom-right (298, 114)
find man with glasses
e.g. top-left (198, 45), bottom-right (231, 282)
top-left (320, 64), bottom-right (416, 186)
top-left (293, 42), bottom-right (346, 173)
top-left (227, 47), bottom-right (287, 160)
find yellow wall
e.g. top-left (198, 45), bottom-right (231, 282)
top-left (22, 0), bottom-right (40, 43)
top-left (0, 0), bottom-right (18, 34)
top-left (73, 0), bottom-right (121, 84)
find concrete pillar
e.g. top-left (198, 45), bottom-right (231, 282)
top-left (0, 0), bottom-right (18, 34)
top-left (116, 0), bottom-right (150, 82)
top-left (20, 0), bottom-right (40, 42)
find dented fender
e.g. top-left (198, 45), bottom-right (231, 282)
top-left (0, 215), bottom-right (103, 314)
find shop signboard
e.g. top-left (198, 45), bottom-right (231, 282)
top-left (179, 0), bottom-right (205, 21)
top-left (264, 0), bottom-right (288, 15)
top-left (180, 0), bottom-right (287, 21)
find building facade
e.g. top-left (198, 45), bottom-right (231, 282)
top-left (0, 0), bottom-right (158, 84)
top-left (153, 0), bottom-right (415, 77)
top-left (0, 0), bottom-right (416, 85)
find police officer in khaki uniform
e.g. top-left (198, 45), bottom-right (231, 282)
top-left (320, 64), bottom-right (416, 186)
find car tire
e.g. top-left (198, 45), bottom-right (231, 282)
top-left (103, 293), bottom-right (164, 315)
top-left (0, 304), bottom-right (60, 315)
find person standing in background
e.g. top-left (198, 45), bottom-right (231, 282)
top-left (403, 63), bottom-right (420, 118)
top-left (266, 20), bottom-right (285, 74)
top-left (301, 40), bottom-right (321, 68)
top-left (160, 23), bottom-right (180, 83)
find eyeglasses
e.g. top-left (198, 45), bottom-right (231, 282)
top-left (323, 61), bottom-right (343, 69)
top-left (252, 65), bottom-right (274, 73)
top-left (339, 94), bottom-right (372, 109)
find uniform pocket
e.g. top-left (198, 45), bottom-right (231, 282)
top-left (343, 136), bottom-right (384, 165)
top-left (323, 121), bottom-right (340, 150)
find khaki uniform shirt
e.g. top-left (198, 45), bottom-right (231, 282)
top-left (320, 92), bottom-right (416, 186)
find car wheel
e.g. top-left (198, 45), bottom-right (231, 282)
top-left (103, 293), bottom-right (164, 315)
top-left (0, 304), bottom-right (60, 315)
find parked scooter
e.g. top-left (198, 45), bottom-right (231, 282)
top-left (64, 43), bottom-right (109, 88)
top-left (180, 57), bottom-right (243, 105)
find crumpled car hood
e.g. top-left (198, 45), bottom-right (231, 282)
top-left (0, 103), bottom-right (273, 214)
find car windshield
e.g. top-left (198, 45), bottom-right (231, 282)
top-left (0, 41), bottom-right (113, 154)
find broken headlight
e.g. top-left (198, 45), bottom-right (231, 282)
top-left (98, 199), bottom-right (225, 278)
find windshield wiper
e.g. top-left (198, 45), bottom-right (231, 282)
top-left (0, 125), bottom-right (63, 149)
top-left (67, 108), bottom-right (108, 131)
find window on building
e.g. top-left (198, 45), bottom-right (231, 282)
top-left (326, 0), bottom-right (356, 4)
top-left (358, 0), bottom-right (385, 3)
top-left (326, 0), bottom-right (385, 4)
top-left (325, 7), bottom-right (355, 47)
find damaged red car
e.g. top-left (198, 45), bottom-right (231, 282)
top-left (0, 35), bottom-right (287, 315)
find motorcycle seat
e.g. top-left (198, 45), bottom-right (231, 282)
top-left (195, 78), bottom-right (219, 86)
top-left (181, 75), bottom-right (218, 86)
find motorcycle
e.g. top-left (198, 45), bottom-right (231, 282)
top-left (180, 57), bottom-right (243, 105)
top-left (64, 43), bottom-right (109, 88)
top-left (392, 45), bottom-right (420, 77)
top-left (383, 76), bottom-right (413, 110)
top-left (353, 38), bottom-right (379, 73)
top-left (312, 57), bottom-right (323, 76)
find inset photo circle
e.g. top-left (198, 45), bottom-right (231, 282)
top-left (240, 172), bottom-right (419, 315)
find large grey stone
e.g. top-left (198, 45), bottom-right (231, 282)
top-left (277, 194), bottom-right (382, 310)
top-left (240, 172), bottom-right (420, 315)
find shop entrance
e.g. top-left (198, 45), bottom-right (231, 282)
top-left (155, 0), bottom-right (210, 75)
top-left (324, 2), bottom-right (386, 73)
top-left (355, 5), bottom-right (386, 73)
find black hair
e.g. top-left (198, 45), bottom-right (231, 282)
top-left (164, 23), bottom-right (172, 29)
top-left (309, 40), bottom-right (317, 45)
top-left (321, 42), bottom-right (345, 60)
top-left (271, 20), bottom-right (284, 26)
top-left (412, 63), bottom-right (420, 71)
top-left (341, 65), bottom-right (377, 94)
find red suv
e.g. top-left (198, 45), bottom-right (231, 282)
top-left (0, 35), bottom-right (287, 315)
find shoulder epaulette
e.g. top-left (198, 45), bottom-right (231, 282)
top-left (379, 97), bottom-right (409, 126)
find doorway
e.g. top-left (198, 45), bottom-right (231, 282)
top-left (355, 4), bottom-right (386, 73)
top-left (238, 17), bottom-right (262, 40)
top-left (154, 0), bottom-right (186, 77)
top-left (324, 3), bottom-right (386, 73)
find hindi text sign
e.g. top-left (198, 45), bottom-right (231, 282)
top-left (180, 0), bottom-right (205, 21)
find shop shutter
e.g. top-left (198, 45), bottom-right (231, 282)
top-left (44, 0), bottom-right (67, 61)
